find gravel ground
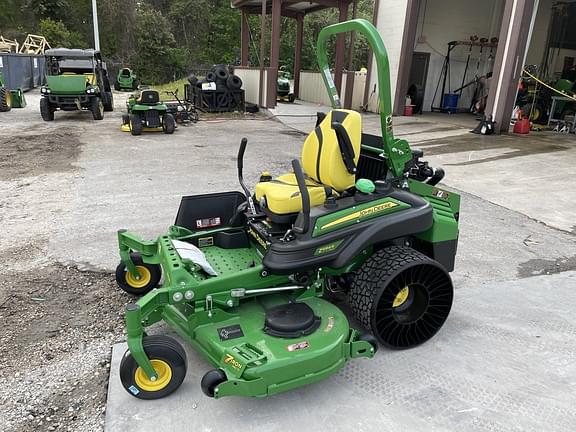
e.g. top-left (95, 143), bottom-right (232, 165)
top-left (0, 265), bottom-right (129, 431)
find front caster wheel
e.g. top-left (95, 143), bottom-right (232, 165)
top-left (201, 369), bottom-right (227, 397)
top-left (349, 246), bottom-right (453, 349)
top-left (120, 335), bottom-right (187, 400)
top-left (358, 333), bottom-right (379, 353)
top-left (115, 253), bottom-right (161, 295)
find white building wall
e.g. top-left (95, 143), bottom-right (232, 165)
top-left (413, 0), bottom-right (504, 111)
top-left (372, 0), bottom-right (505, 113)
top-left (368, 0), bottom-right (410, 112)
top-left (525, 0), bottom-right (553, 67)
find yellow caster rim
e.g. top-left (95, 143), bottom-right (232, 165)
top-left (125, 265), bottom-right (152, 289)
top-left (393, 286), bottom-right (410, 308)
top-left (134, 359), bottom-right (172, 392)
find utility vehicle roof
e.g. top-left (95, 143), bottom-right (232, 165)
top-left (45, 48), bottom-right (101, 58)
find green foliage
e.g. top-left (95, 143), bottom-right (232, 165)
top-left (39, 18), bottom-right (87, 48)
top-left (2, 0), bottom-right (374, 85)
top-left (132, 6), bottom-right (187, 84)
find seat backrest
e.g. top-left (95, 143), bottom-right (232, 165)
top-left (138, 89), bottom-right (160, 105)
top-left (301, 109), bottom-right (362, 192)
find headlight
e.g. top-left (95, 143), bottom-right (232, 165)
top-left (87, 88), bottom-right (94, 94)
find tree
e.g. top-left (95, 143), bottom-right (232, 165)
top-left (39, 18), bottom-right (87, 48)
top-left (132, 6), bottom-right (187, 83)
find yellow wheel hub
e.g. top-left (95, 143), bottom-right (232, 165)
top-left (134, 359), bottom-right (172, 392)
top-left (125, 265), bottom-right (151, 289)
top-left (393, 286), bottom-right (410, 308)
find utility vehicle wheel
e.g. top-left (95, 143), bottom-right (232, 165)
top-left (349, 246), bottom-right (453, 349)
top-left (0, 87), bottom-right (12, 112)
top-left (115, 254), bottom-right (161, 295)
top-left (201, 369), bottom-right (227, 397)
top-left (120, 335), bottom-right (187, 400)
top-left (130, 114), bottom-right (142, 135)
top-left (288, 93), bottom-right (296, 103)
top-left (163, 113), bottom-right (175, 134)
top-left (103, 91), bottom-right (114, 112)
top-left (133, 80), bottom-right (140, 91)
top-left (91, 97), bottom-right (104, 120)
top-left (121, 113), bottom-right (130, 125)
top-left (114, 82), bottom-right (120, 91)
top-left (40, 97), bottom-right (54, 121)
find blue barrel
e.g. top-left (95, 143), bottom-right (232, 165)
top-left (442, 93), bottom-right (459, 113)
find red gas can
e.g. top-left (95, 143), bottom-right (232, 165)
top-left (514, 118), bottom-right (530, 134)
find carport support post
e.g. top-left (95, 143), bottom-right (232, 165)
top-left (485, 0), bottom-right (537, 133)
top-left (268, 0), bottom-right (282, 108)
top-left (241, 9), bottom-right (250, 66)
top-left (294, 13), bottom-right (304, 98)
top-left (334, 0), bottom-right (350, 94)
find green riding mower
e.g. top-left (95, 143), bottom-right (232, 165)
top-left (277, 66), bottom-right (295, 103)
top-left (122, 89), bottom-right (176, 136)
top-left (115, 68), bottom-right (139, 91)
top-left (40, 49), bottom-right (113, 121)
top-left (115, 19), bottom-right (460, 401)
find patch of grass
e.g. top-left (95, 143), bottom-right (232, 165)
top-left (152, 79), bottom-right (188, 101)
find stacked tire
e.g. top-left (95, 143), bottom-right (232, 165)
top-left (187, 65), bottom-right (245, 113)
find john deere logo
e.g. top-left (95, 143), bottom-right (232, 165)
top-left (320, 201), bottom-right (399, 231)
top-left (224, 354), bottom-right (242, 370)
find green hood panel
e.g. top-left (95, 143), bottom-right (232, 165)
top-left (46, 75), bottom-right (89, 94)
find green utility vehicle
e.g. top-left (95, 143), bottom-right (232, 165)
top-left (0, 73), bottom-right (12, 112)
top-left (115, 19), bottom-right (460, 400)
top-left (115, 67), bottom-right (139, 91)
top-left (40, 49), bottom-right (113, 121)
top-left (122, 89), bottom-right (175, 135)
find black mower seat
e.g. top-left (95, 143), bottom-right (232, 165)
top-left (137, 90), bottom-right (160, 105)
top-left (255, 109), bottom-right (361, 215)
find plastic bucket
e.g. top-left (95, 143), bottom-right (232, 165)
top-left (404, 105), bottom-right (414, 116)
top-left (442, 93), bottom-right (459, 113)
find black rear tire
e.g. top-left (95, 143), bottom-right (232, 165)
top-left (114, 81), bottom-right (121, 91)
top-left (0, 87), bottom-right (12, 112)
top-left (121, 113), bottom-right (130, 125)
top-left (40, 97), bottom-right (54, 121)
top-left (163, 113), bottom-right (175, 134)
top-left (349, 246), bottom-right (453, 349)
top-left (120, 335), bottom-right (187, 400)
top-left (103, 91), bottom-right (114, 112)
top-left (91, 96), bottom-right (104, 120)
top-left (130, 113), bottom-right (142, 135)
top-left (115, 253), bottom-right (161, 295)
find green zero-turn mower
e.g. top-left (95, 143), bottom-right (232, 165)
top-left (40, 49), bottom-right (114, 121)
top-left (115, 67), bottom-right (139, 91)
top-left (115, 19), bottom-right (460, 400)
top-left (121, 89), bottom-right (176, 136)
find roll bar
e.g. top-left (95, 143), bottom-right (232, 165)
top-left (316, 19), bottom-right (412, 177)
